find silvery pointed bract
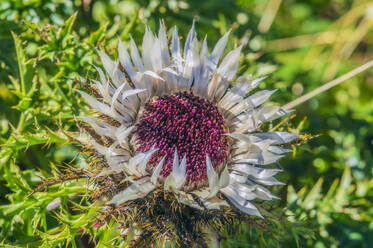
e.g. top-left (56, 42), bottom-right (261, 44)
top-left (78, 22), bottom-right (298, 219)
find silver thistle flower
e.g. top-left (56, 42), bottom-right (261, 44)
top-left (77, 22), bottom-right (297, 236)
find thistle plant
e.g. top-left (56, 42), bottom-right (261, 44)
top-left (48, 22), bottom-right (301, 247)
top-left (2, 2), bottom-right (373, 247)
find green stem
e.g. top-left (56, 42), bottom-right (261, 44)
top-left (17, 112), bottom-right (25, 132)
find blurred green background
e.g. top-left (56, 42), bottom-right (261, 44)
top-left (0, 0), bottom-right (372, 247)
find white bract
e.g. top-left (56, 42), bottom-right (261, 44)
top-left (78, 22), bottom-right (297, 217)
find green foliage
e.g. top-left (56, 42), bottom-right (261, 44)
top-left (0, 0), bottom-right (372, 247)
top-left (287, 166), bottom-right (373, 247)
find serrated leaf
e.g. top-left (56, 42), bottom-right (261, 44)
top-left (23, 21), bottom-right (39, 31)
top-left (335, 166), bottom-right (352, 208)
top-left (57, 12), bottom-right (77, 41)
top-left (11, 31), bottom-right (34, 94)
top-left (88, 23), bottom-right (107, 45)
top-left (302, 178), bottom-right (323, 210)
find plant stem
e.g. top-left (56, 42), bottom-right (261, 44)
top-left (17, 113), bottom-right (25, 132)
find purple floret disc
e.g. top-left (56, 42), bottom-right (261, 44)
top-left (135, 91), bottom-right (230, 187)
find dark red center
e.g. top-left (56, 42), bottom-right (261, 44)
top-left (135, 91), bottom-right (230, 187)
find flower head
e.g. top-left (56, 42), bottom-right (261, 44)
top-left (78, 22), bottom-right (298, 245)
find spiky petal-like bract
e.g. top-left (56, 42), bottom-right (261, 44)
top-left (77, 22), bottom-right (298, 246)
